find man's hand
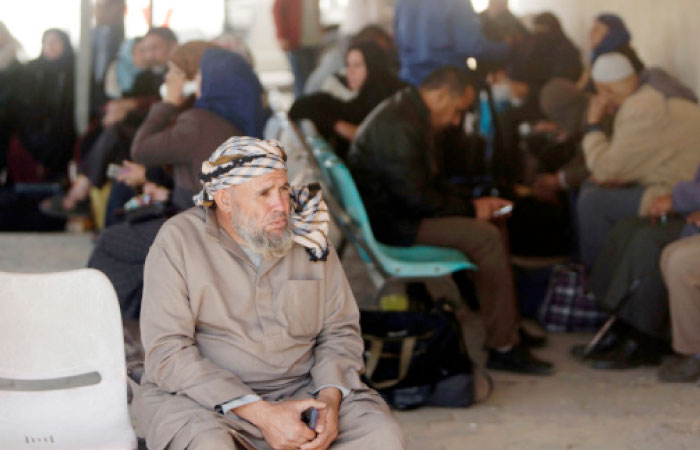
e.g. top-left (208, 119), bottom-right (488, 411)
top-left (143, 182), bottom-right (170, 203)
top-left (587, 93), bottom-right (612, 125)
top-left (648, 194), bottom-right (673, 218)
top-left (301, 388), bottom-right (341, 450)
top-left (116, 160), bottom-right (147, 187)
top-left (532, 120), bottom-right (557, 134)
top-left (163, 68), bottom-right (187, 106)
top-left (687, 211), bottom-right (700, 227)
top-left (278, 38), bottom-right (292, 52)
top-left (473, 197), bottom-right (513, 221)
top-left (234, 398), bottom-right (326, 450)
top-left (334, 120), bottom-right (359, 141)
top-left (532, 173), bottom-right (561, 204)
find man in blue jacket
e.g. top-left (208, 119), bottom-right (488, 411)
top-left (394, 0), bottom-right (510, 86)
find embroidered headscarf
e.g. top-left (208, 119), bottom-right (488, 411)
top-left (194, 136), bottom-right (330, 261)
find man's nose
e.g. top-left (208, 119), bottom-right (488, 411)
top-left (271, 190), bottom-right (289, 213)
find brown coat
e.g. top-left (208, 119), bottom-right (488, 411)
top-left (131, 103), bottom-right (239, 209)
top-left (132, 207), bottom-right (399, 449)
top-left (583, 84), bottom-right (700, 214)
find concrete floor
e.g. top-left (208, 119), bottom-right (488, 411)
top-left (2, 232), bottom-right (699, 449)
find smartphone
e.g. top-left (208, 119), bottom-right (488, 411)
top-left (493, 204), bottom-right (513, 218)
top-left (106, 163), bottom-right (124, 180)
top-left (301, 407), bottom-right (319, 431)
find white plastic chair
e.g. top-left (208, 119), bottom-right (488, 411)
top-left (0, 269), bottom-right (137, 449)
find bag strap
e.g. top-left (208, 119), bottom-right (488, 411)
top-left (363, 335), bottom-right (417, 390)
top-left (363, 338), bottom-right (384, 382)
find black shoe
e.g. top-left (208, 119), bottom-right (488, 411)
top-left (519, 326), bottom-right (548, 348)
top-left (39, 194), bottom-right (90, 219)
top-left (588, 336), bottom-right (661, 370)
top-left (658, 354), bottom-right (700, 383)
top-left (487, 343), bottom-right (554, 375)
top-left (571, 329), bottom-right (622, 360)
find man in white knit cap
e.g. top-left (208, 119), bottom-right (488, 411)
top-left (132, 137), bottom-right (404, 450)
top-left (577, 52), bottom-right (700, 269)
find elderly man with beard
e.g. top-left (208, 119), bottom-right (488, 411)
top-left (132, 137), bottom-right (404, 450)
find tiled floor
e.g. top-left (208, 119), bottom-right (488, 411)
top-left (3, 232), bottom-right (699, 449)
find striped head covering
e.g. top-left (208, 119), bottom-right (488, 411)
top-left (194, 136), bottom-right (330, 261)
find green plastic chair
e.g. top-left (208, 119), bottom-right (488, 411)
top-left (307, 135), bottom-right (476, 295)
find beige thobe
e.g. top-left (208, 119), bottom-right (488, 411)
top-left (582, 84), bottom-right (700, 215)
top-left (132, 207), bottom-right (403, 449)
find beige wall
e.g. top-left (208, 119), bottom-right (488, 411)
top-left (511, 0), bottom-right (700, 95)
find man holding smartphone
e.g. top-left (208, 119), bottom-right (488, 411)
top-left (348, 66), bottom-right (553, 375)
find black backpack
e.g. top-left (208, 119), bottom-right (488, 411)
top-left (360, 302), bottom-right (491, 410)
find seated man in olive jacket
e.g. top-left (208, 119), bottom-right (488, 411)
top-left (347, 66), bottom-right (553, 375)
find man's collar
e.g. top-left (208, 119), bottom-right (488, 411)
top-left (405, 85), bottom-right (430, 122)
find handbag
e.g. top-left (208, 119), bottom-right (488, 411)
top-left (537, 263), bottom-right (608, 332)
top-left (360, 302), bottom-right (491, 410)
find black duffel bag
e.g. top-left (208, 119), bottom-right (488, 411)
top-left (360, 302), bottom-right (491, 410)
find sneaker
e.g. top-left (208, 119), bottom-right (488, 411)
top-left (487, 343), bottom-right (554, 375)
top-left (658, 354), bottom-right (700, 383)
top-left (587, 336), bottom-right (661, 370)
top-left (39, 194), bottom-right (90, 218)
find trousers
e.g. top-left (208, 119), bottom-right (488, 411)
top-left (414, 216), bottom-right (520, 348)
top-left (661, 233), bottom-right (700, 355)
top-left (577, 183), bottom-right (644, 269)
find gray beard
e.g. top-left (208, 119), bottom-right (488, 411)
top-left (231, 210), bottom-right (293, 259)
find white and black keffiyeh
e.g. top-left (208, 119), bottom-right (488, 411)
top-left (194, 136), bottom-right (330, 261)
top-left (289, 183), bottom-right (330, 261)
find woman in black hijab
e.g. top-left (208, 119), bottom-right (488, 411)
top-left (14, 29), bottom-right (76, 181)
top-left (531, 13), bottom-right (583, 83)
top-left (289, 41), bottom-right (405, 159)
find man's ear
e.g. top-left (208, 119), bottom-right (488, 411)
top-left (214, 188), bottom-right (234, 213)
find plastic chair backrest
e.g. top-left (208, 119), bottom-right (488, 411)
top-left (321, 155), bottom-right (382, 252)
top-left (0, 269), bottom-right (137, 449)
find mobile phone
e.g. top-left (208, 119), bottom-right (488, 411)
top-left (106, 163), bottom-right (124, 180)
top-left (301, 407), bottom-right (319, 430)
top-left (493, 204), bottom-right (513, 218)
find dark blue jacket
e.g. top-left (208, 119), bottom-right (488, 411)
top-left (394, 0), bottom-right (509, 86)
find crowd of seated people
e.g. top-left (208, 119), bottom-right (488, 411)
top-left (42, 26), bottom-right (180, 217)
top-left (334, 1), bottom-right (699, 384)
top-left (1, 1), bottom-right (700, 447)
top-left (2, 6), bottom-right (700, 444)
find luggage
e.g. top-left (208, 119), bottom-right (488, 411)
top-left (538, 263), bottom-right (608, 332)
top-left (360, 302), bottom-right (489, 410)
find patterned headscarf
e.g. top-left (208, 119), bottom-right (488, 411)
top-left (194, 136), bottom-right (330, 261)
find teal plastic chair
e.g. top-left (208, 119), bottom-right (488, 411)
top-left (305, 136), bottom-right (476, 297)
